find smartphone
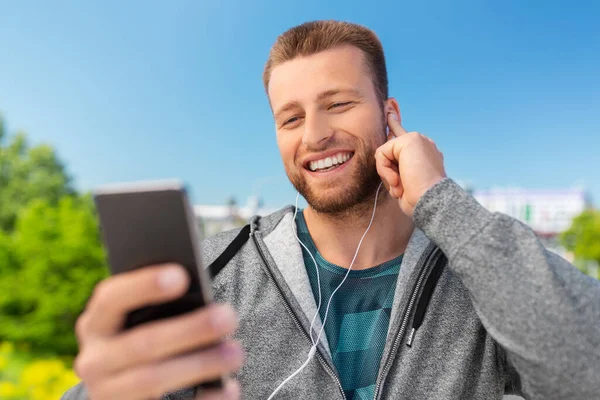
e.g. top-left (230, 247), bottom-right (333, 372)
top-left (93, 179), bottom-right (223, 390)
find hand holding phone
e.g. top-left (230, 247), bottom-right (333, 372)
top-left (72, 180), bottom-right (243, 400)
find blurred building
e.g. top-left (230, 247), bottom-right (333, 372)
top-left (471, 186), bottom-right (592, 257)
top-left (194, 186), bottom-right (592, 259)
top-left (194, 196), bottom-right (279, 238)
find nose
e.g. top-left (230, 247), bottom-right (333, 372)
top-left (302, 113), bottom-right (332, 149)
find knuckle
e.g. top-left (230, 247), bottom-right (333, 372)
top-left (73, 355), bottom-right (85, 378)
top-left (74, 352), bottom-right (98, 381)
top-left (75, 313), bottom-right (90, 340)
top-left (91, 280), bottom-right (112, 311)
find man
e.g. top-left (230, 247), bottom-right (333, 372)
top-left (63, 20), bottom-right (600, 400)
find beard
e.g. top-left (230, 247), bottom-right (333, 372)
top-left (285, 119), bottom-right (386, 215)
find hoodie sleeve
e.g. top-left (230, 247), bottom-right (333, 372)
top-left (412, 178), bottom-right (600, 400)
top-left (60, 383), bottom-right (88, 400)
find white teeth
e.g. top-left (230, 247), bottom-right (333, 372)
top-left (308, 152), bottom-right (352, 172)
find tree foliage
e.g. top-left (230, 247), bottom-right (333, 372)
top-left (0, 116), bottom-right (107, 355)
top-left (0, 196), bottom-right (108, 355)
top-left (0, 117), bottom-right (74, 232)
top-left (561, 209), bottom-right (600, 278)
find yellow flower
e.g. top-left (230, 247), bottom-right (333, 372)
top-left (0, 355), bottom-right (8, 370)
top-left (0, 381), bottom-right (18, 398)
top-left (19, 359), bottom-right (80, 400)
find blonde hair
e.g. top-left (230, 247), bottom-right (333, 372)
top-left (263, 20), bottom-right (388, 102)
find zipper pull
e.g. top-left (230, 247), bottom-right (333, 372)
top-left (407, 328), bottom-right (416, 347)
top-left (406, 252), bottom-right (447, 348)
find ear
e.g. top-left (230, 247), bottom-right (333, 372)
top-left (384, 97), bottom-right (401, 123)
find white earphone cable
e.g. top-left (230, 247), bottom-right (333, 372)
top-left (267, 181), bottom-right (384, 399)
top-left (292, 193), bottom-right (322, 345)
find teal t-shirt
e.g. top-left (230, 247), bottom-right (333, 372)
top-left (295, 211), bottom-right (403, 400)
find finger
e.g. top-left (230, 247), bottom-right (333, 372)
top-left (100, 304), bottom-right (238, 375)
top-left (376, 138), bottom-right (410, 199)
top-left (92, 341), bottom-right (244, 400)
top-left (386, 127), bottom-right (395, 141)
top-left (391, 184), bottom-right (404, 199)
top-left (196, 379), bottom-right (241, 400)
top-left (375, 149), bottom-right (400, 189)
top-left (387, 113), bottom-right (408, 137)
top-left (82, 264), bottom-right (190, 337)
top-left (376, 135), bottom-right (409, 168)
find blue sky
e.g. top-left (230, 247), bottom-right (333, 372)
top-left (0, 1), bottom-right (598, 207)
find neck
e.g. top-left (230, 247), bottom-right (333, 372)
top-left (302, 189), bottom-right (414, 271)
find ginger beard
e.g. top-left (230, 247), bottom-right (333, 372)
top-left (285, 115), bottom-right (387, 215)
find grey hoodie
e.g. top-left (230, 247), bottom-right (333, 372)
top-left (62, 178), bottom-right (600, 399)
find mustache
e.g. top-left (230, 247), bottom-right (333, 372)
top-left (301, 138), bottom-right (358, 152)
top-left (295, 138), bottom-right (364, 161)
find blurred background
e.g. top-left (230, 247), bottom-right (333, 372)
top-left (0, 1), bottom-right (598, 398)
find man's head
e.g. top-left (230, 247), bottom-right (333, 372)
top-left (264, 20), bottom-right (400, 214)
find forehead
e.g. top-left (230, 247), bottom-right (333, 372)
top-left (268, 45), bottom-right (375, 108)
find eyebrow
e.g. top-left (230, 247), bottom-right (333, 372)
top-left (316, 88), bottom-right (362, 101)
top-left (274, 101), bottom-right (302, 120)
top-left (274, 88), bottom-right (363, 120)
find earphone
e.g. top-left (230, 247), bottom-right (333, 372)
top-left (267, 181), bottom-right (384, 399)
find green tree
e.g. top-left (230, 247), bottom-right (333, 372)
top-left (561, 209), bottom-right (600, 279)
top-left (0, 116), bottom-right (74, 232)
top-left (0, 195), bottom-right (108, 355)
top-left (0, 115), bottom-right (108, 355)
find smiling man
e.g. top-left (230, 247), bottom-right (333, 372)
top-left (63, 21), bottom-right (600, 400)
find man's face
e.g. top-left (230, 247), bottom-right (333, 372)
top-left (268, 45), bottom-right (387, 214)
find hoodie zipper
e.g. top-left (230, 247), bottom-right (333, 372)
top-left (251, 232), bottom-right (347, 400)
top-left (373, 246), bottom-right (441, 400)
top-left (406, 251), bottom-right (447, 347)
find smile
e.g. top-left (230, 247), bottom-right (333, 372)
top-left (307, 152), bottom-right (354, 172)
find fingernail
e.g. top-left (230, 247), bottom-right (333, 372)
top-left (224, 380), bottom-right (241, 397)
top-left (158, 266), bottom-right (186, 290)
top-left (211, 305), bottom-right (236, 330)
top-left (222, 342), bottom-right (243, 364)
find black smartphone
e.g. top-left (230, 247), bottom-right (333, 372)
top-left (93, 179), bottom-right (223, 390)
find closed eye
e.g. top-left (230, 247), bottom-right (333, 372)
top-left (282, 115), bottom-right (302, 127)
top-left (329, 101), bottom-right (353, 109)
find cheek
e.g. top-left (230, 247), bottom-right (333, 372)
top-left (276, 132), bottom-right (300, 167)
top-left (339, 107), bottom-right (380, 132)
